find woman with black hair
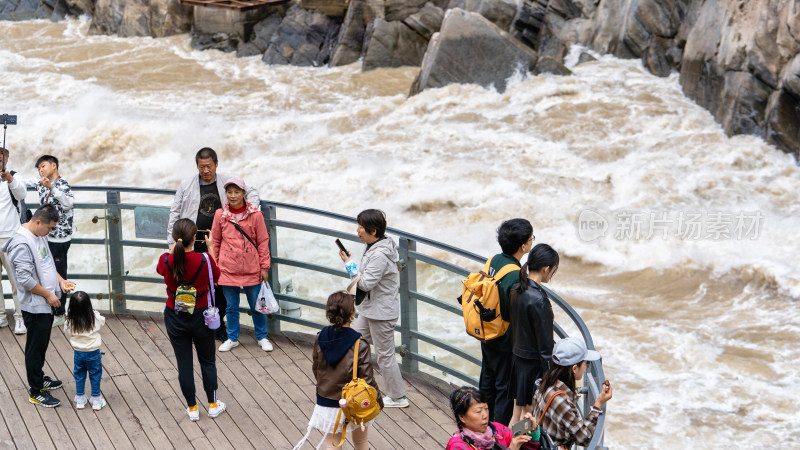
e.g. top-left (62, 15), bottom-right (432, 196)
top-left (156, 218), bottom-right (224, 421)
top-left (532, 337), bottom-right (613, 447)
top-left (446, 386), bottom-right (531, 450)
top-left (338, 209), bottom-right (409, 408)
top-left (509, 243), bottom-right (559, 425)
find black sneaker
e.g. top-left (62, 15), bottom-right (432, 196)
top-left (30, 391), bottom-right (61, 408)
top-left (41, 376), bottom-right (63, 391)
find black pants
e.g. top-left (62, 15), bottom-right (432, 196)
top-left (48, 241), bottom-right (70, 316)
top-left (164, 306), bottom-right (217, 407)
top-left (194, 241), bottom-right (227, 339)
top-left (479, 344), bottom-right (514, 425)
top-left (22, 311), bottom-right (54, 395)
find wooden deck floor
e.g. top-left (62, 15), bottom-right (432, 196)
top-left (0, 313), bottom-right (458, 449)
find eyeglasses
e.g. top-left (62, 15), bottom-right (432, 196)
top-left (528, 235), bottom-right (535, 243)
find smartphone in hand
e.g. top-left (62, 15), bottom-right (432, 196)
top-left (196, 230), bottom-right (209, 240)
top-left (335, 238), bottom-right (350, 257)
top-left (510, 418), bottom-right (532, 437)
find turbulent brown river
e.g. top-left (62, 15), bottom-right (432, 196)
top-left (2, 18), bottom-right (799, 448)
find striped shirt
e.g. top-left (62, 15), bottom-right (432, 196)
top-left (532, 380), bottom-right (600, 447)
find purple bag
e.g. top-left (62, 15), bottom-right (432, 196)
top-left (201, 253), bottom-right (220, 330)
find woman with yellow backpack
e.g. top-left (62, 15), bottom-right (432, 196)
top-left (293, 291), bottom-right (383, 450)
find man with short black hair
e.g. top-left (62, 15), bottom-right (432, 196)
top-left (2, 205), bottom-right (74, 407)
top-left (33, 155), bottom-right (74, 328)
top-left (0, 147), bottom-right (28, 334)
top-left (168, 147), bottom-right (260, 341)
top-left (479, 218), bottom-right (534, 425)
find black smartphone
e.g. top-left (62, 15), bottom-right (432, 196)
top-left (510, 418), bottom-right (532, 437)
top-left (196, 230), bottom-right (209, 240)
top-left (335, 238), bottom-right (350, 256)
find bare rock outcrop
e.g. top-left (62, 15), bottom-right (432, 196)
top-left (410, 8), bottom-right (538, 95)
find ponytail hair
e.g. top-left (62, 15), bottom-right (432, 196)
top-left (513, 243), bottom-right (559, 295)
top-left (171, 218), bottom-right (197, 281)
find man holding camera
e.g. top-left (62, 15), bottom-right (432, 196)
top-left (168, 147), bottom-right (260, 341)
top-left (0, 147), bottom-right (29, 334)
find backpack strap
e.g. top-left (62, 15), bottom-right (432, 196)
top-left (538, 390), bottom-right (567, 425)
top-left (494, 263), bottom-right (521, 282)
top-left (479, 256), bottom-right (493, 275)
top-left (331, 409), bottom-right (347, 447)
top-left (189, 256), bottom-right (206, 284)
top-left (352, 338), bottom-right (360, 381)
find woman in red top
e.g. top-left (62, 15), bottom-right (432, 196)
top-left (156, 218), bottom-right (225, 422)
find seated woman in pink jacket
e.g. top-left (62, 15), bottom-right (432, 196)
top-left (211, 177), bottom-right (272, 352)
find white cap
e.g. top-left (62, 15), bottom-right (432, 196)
top-left (552, 336), bottom-right (602, 366)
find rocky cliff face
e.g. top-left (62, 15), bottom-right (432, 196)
top-left (1, 0), bottom-right (798, 156)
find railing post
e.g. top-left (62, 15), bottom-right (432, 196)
top-left (106, 191), bottom-right (126, 313)
top-left (263, 202), bottom-right (281, 336)
top-left (399, 238), bottom-right (418, 373)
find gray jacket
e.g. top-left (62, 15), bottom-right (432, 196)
top-left (354, 237), bottom-right (400, 321)
top-left (167, 173), bottom-right (260, 244)
top-left (1, 232), bottom-right (56, 314)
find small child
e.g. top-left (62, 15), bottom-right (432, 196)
top-left (64, 291), bottom-right (107, 410)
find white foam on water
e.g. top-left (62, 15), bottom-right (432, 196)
top-left (1, 20), bottom-right (800, 446)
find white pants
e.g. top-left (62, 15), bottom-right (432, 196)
top-left (0, 237), bottom-right (22, 321)
top-left (351, 315), bottom-right (407, 399)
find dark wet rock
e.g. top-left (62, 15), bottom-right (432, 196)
top-left (361, 18), bottom-right (429, 71)
top-left (262, 5), bottom-right (340, 67)
top-left (410, 8), bottom-right (537, 95)
top-left (533, 55), bottom-right (572, 75)
top-left (766, 89), bottom-right (800, 159)
top-left (248, 12), bottom-right (283, 53)
top-left (402, 2), bottom-right (443, 40)
top-left (330, 0), bottom-right (384, 66)
top-left (236, 41), bottom-right (263, 57)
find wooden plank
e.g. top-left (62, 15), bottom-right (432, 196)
top-left (0, 325), bottom-right (59, 450)
top-left (143, 314), bottom-right (250, 450)
top-left (0, 326), bottom-right (35, 449)
top-left (134, 314), bottom-right (230, 450)
top-left (261, 334), bottom-right (402, 449)
top-left (47, 324), bottom-right (123, 450)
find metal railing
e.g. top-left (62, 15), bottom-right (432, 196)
top-left (2, 186), bottom-right (606, 449)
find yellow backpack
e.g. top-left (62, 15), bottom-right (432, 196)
top-left (459, 257), bottom-right (520, 342)
top-left (331, 339), bottom-right (381, 447)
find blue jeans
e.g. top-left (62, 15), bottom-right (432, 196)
top-left (74, 349), bottom-right (102, 397)
top-left (222, 284), bottom-right (267, 341)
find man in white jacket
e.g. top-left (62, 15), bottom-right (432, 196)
top-left (167, 147), bottom-right (259, 340)
top-left (0, 147), bottom-right (28, 334)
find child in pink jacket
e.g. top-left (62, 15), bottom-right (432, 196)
top-left (211, 177), bottom-right (272, 352)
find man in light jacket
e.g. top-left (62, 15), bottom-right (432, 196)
top-left (0, 147), bottom-right (28, 334)
top-left (167, 147), bottom-right (260, 340)
top-left (1, 205), bottom-right (74, 408)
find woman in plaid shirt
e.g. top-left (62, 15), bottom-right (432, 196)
top-left (532, 337), bottom-right (613, 447)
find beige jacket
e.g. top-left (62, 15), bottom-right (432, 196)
top-left (64, 310), bottom-right (106, 352)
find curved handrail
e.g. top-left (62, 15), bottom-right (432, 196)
top-left (9, 185), bottom-right (607, 449)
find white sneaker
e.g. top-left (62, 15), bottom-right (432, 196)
top-left (91, 396), bottom-right (107, 410)
top-left (208, 401), bottom-right (226, 418)
top-left (218, 339), bottom-right (239, 352)
top-left (14, 318), bottom-right (27, 334)
top-left (75, 395), bottom-right (88, 409)
top-left (52, 315), bottom-right (65, 328)
top-left (186, 405), bottom-right (199, 421)
top-left (382, 396), bottom-right (410, 408)
top-left (0, 316), bottom-right (7, 328)
top-left (258, 338), bottom-right (273, 352)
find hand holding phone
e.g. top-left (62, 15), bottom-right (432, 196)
top-left (335, 239), bottom-right (350, 257)
top-left (510, 418), bottom-right (532, 437)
